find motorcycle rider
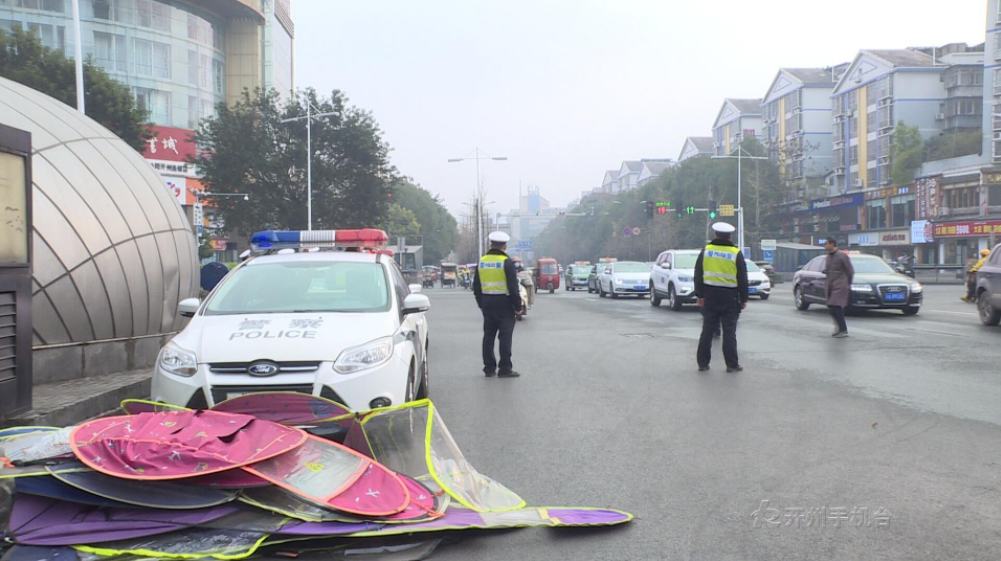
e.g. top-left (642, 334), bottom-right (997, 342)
top-left (961, 249), bottom-right (991, 303)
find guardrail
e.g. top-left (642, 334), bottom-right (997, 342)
top-left (912, 265), bottom-right (965, 285)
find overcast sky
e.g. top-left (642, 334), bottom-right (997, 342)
top-left (295, 0), bottom-right (986, 218)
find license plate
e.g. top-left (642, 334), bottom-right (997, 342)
top-left (884, 292), bottom-right (906, 302)
top-left (634, 285), bottom-right (646, 290)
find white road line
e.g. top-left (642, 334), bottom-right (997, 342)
top-left (921, 309), bottom-right (978, 316)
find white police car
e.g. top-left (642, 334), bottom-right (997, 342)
top-left (152, 229), bottom-right (431, 411)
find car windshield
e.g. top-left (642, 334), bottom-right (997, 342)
top-left (205, 261), bottom-right (390, 315)
top-left (614, 262), bottom-right (649, 273)
top-left (541, 264), bottom-right (558, 275)
top-left (674, 254), bottom-right (699, 269)
top-left (849, 255), bottom-right (895, 274)
top-left (746, 261), bottom-right (760, 272)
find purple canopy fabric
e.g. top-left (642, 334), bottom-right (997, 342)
top-left (9, 495), bottom-right (237, 546)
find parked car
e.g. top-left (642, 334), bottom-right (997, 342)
top-left (745, 261), bottom-right (772, 300)
top-left (792, 253), bottom-right (922, 315)
top-left (650, 250), bottom-right (700, 310)
top-left (597, 261), bottom-right (650, 298)
top-left (753, 260), bottom-right (778, 283)
top-left (974, 243), bottom-right (1001, 326)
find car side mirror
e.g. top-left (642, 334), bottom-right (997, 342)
top-left (178, 298), bottom-right (200, 318)
top-left (408, 283), bottom-right (422, 294)
top-left (402, 294), bottom-right (430, 315)
top-left (663, 263), bottom-right (672, 269)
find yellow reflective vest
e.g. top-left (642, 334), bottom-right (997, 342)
top-left (702, 243), bottom-right (740, 288)
top-left (478, 253), bottom-right (510, 295)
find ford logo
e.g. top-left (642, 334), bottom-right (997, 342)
top-left (247, 361), bottom-right (280, 377)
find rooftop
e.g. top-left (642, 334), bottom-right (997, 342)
top-left (867, 49), bottom-right (936, 67)
top-left (728, 98), bottom-right (763, 114)
top-left (786, 68), bottom-right (836, 86)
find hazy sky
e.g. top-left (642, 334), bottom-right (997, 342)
top-left (295, 1), bottom-right (986, 217)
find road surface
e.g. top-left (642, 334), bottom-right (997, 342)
top-left (422, 283), bottom-right (1001, 560)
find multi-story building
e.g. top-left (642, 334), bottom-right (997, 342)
top-left (677, 136), bottom-right (713, 163)
top-left (711, 98), bottom-right (763, 156)
top-left (985, 0), bottom-right (1001, 163)
top-left (830, 45), bottom-right (982, 194)
top-left (601, 169), bottom-right (620, 194)
top-left (761, 67), bottom-right (844, 197)
top-left (0, 0), bottom-right (295, 261)
top-left (637, 159), bottom-right (673, 187)
top-left (618, 160), bottom-right (641, 191)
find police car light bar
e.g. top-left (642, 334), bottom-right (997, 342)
top-left (250, 229), bottom-right (389, 252)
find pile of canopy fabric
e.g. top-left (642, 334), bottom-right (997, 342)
top-left (0, 395), bottom-right (631, 560)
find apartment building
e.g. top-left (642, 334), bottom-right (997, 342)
top-left (712, 98), bottom-right (763, 156)
top-left (637, 160), bottom-right (673, 187)
top-left (761, 67), bottom-right (844, 194)
top-left (677, 136), bottom-right (713, 162)
top-left (601, 169), bottom-right (620, 194)
top-left (618, 160), bottom-right (642, 191)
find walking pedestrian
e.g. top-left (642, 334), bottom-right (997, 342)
top-left (695, 223), bottom-right (749, 373)
top-left (473, 232), bottom-right (524, 378)
top-left (823, 239), bottom-right (854, 338)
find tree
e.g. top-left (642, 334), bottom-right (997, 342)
top-left (891, 121), bottom-right (924, 186)
top-left (386, 203), bottom-right (420, 240)
top-left (0, 27), bottom-right (152, 151)
top-left (191, 88), bottom-right (397, 236)
top-left (924, 129), bottom-right (981, 161)
top-left (391, 182), bottom-right (458, 264)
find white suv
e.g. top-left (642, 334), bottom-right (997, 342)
top-left (650, 250), bottom-right (701, 310)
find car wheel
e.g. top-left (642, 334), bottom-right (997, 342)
top-left (669, 285), bottom-right (683, 311)
top-left (550, 286), bottom-right (555, 294)
top-left (978, 292), bottom-right (1001, 325)
top-left (902, 307), bottom-right (919, 316)
top-left (599, 282), bottom-right (606, 297)
top-left (415, 344), bottom-right (429, 399)
top-left (760, 294), bottom-right (770, 300)
top-left (650, 284), bottom-right (661, 307)
top-left (794, 286), bottom-right (810, 311)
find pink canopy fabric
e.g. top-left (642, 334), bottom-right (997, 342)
top-left (70, 410), bottom-right (306, 481)
top-left (243, 434), bottom-right (409, 517)
top-left (211, 392), bottom-right (352, 425)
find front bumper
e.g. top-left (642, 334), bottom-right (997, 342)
top-left (748, 283), bottom-right (771, 296)
top-left (572, 278), bottom-right (589, 286)
top-left (850, 288), bottom-right (923, 309)
top-left (612, 283), bottom-right (650, 294)
top-left (151, 354), bottom-right (409, 412)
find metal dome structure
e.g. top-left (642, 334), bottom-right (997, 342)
top-left (0, 76), bottom-right (198, 348)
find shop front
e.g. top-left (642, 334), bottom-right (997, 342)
top-left (782, 193), bottom-right (863, 246)
top-left (931, 220), bottom-right (1001, 265)
top-left (848, 229), bottom-right (912, 261)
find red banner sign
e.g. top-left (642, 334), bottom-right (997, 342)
top-left (142, 126), bottom-right (196, 163)
top-left (933, 220), bottom-right (1001, 238)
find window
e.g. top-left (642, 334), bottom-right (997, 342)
top-left (848, 90), bottom-right (858, 112)
top-left (890, 195), bottom-right (915, 228)
top-left (877, 76), bottom-right (893, 99)
top-left (187, 49), bottom-right (198, 85)
top-left (867, 200), bottom-right (887, 229)
top-left (849, 116), bottom-right (858, 138)
top-left (867, 140), bottom-right (877, 161)
top-left (153, 42), bottom-right (170, 79)
top-left (951, 98), bottom-right (979, 116)
top-left (867, 111), bottom-right (876, 133)
top-left (27, 22), bottom-right (64, 52)
top-left (866, 84), bottom-right (877, 107)
top-left (92, 0), bottom-right (111, 20)
top-left (153, 2), bottom-right (171, 31)
top-left (200, 54), bottom-right (210, 88)
top-left (137, 0), bottom-right (152, 27)
top-left (994, 69), bottom-right (1001, 97)
top-left (388, 263), bottom-right (410, 307)
top-left (12, 0), bottom-right (61, 9)
top-left (849, 145), bottom-right (858, 165)
top-left (990, 184), bottom-right (1001, 205)
top-left (93, 31), bottom-right (126, 72)
top-left (133, 87), bottom-right (170, 124)
top-left (187, 95), bottom-right (199, 129)
top-left (867, 167), bottom-right (877, 183)
top-left (878, 105), bottom-right (893, 129)
top-left (213, 58), bottom-right (224, 95)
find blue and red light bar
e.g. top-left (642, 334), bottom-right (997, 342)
top-left (251, 229), bottom-right (389, 252)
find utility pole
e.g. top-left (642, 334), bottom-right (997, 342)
top-left (71, 0), bottom-right (84, 113)
top-left (280, 101), bottom-right (338, 230)
top-left (712, 144), bottom-right (768, 254)
top-left (448, 148), bottom-right (508, 260)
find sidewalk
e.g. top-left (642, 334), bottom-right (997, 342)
top-left (4, 369), bottom-right (152, 427)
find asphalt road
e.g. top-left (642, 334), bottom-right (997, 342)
top-left (421, 282), bottom-right (1001, 560)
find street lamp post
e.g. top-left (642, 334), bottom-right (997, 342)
top-left (448, 148), bottom-right (508, 259)
top-left (280, 103), bottom-right (338, 231)
top-left (70, 0), bottom-right (84, 113)
top-left (712, 145), bottom-right (768, 254)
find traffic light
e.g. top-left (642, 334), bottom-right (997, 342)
top-left (675, 199), bottom-right (685, 218)
top-left (708, 200), bottom-right (717, 220)
top-left (646, 201), bottom-right (654, 219)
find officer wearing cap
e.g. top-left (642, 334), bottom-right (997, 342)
top-left (694, 222), bottom-right (749, 373)
top-left (473, 232), bottom-right (524, 378)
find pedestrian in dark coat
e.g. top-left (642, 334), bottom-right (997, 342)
top-left (824, 239), bottom-right (854, 338)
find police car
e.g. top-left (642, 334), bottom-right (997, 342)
top-left (151, 229), bottom-right (431, 412)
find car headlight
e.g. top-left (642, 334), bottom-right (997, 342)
top-left (761, 280), bottom-right (771, 288)
top-left (851, 284), bottom-right (873, 292)
top-left (159, 343), bottom-right (198, 377)
top-left (334, 337), bottom-right (395, 374)
top-left (677, 274), bottom-right (693, 282)
top-left (910, 283), bottom-right (923, 293)
top-left (614, 278), bottom-right (624, 285)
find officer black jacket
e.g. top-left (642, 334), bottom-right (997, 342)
top-left (472, 248), bottom-right (523, 312)
top-left (693, 238), bottom-right (749, 310)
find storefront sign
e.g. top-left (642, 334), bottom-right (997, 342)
top-left (210, 239), bottom-right (228, 251)
top-left (982, 171), bottom-right (1001, 185)
top-left (849, 233), bottom-right (879, 247)
top-left (911, 220), bottom-right (934, 244)
top-left (878, 230), bottom-right (910, 246)
top-left (865, 185), bottom-right (911, 201)
top-left (165, 177), bottom-right (186, 205)
top-left (914, 176), bottom-right (940, 220)
top-left (807, 193), bottom-right (864, 212)
top-left (141, 126), bottom-right (196, 163)
top-left (760, 239), bottom-right (777, 251)
top-left (839, 223), bottom-right (861, 232)
top-left (933, 220), bottom-right (1001, 238)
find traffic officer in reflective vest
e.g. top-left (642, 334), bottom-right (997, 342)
top-left (694, 222), bottom-right (749, 372)
top-left (473, 232), bottom-right (524, 378)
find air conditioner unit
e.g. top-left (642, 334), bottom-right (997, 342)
top-left (935, 113), bottom-right (945, 121)
top-left (854, 179), bottom-right (863, 187)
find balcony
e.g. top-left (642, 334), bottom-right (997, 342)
top-left (939, 205), bottom-right (1001, 218)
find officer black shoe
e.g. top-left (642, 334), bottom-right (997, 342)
top-left (698, 365), bottom-right (710, 372)
top-left (726, 365), bottom-right (743, 373)
top-left (484, 370), bottom-right (497, 377)
top-left (498, 371), bottom-right (521, 378)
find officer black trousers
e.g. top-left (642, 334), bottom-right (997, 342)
top-left (481, 302), bottom-right (515, 374)
top-left (697, 307), bottom-right (739, 368)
